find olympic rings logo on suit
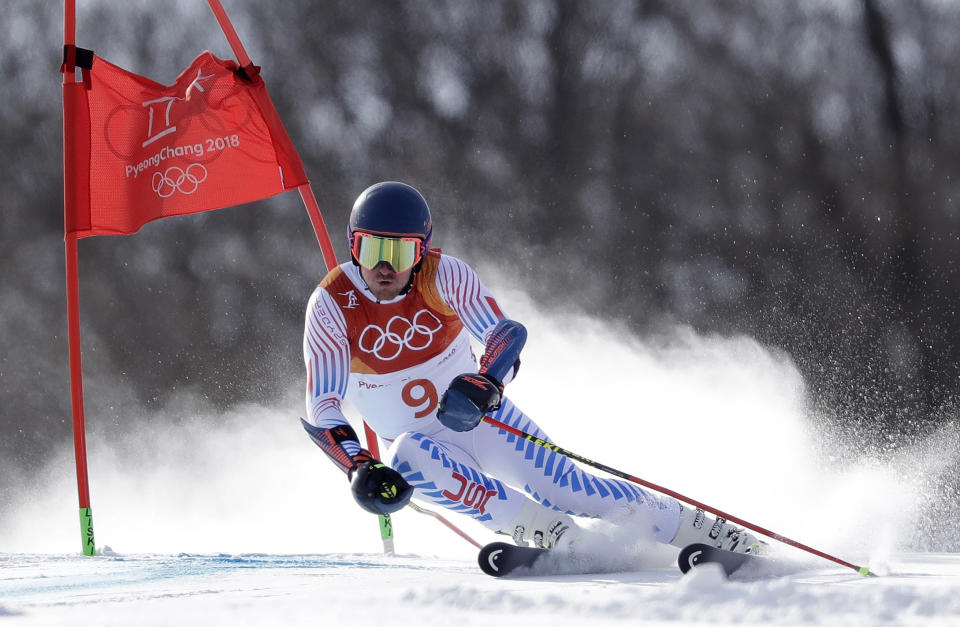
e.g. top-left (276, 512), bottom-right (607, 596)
top-left (358, 310), bottom-right (443, 360)
top-left (152, 163), bottom-right (208, 198)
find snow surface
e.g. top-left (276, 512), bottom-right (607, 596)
top-left (4, 291), bottom-right (960, 625)
top-left (4, 552), bottom-right (960, 626)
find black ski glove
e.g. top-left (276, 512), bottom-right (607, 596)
top-left (350, 461), bottom-right (413, 515)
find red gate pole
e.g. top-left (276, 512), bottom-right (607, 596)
top-left (62, 0), bottom-right (97, 556)
top-left (64, 238), bottom-right (96, 556)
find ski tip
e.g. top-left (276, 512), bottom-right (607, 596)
top-left (478, 541), bottom-right (514, 577)
top-left (677, 543), bottom-right (750, 577)
top-left (858, 566), bottom-right (875, 577)
top-left (477, 541), bottom-right (549, 578)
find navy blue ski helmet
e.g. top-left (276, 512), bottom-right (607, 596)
top-left (347, 182), bottom-right (433, 265)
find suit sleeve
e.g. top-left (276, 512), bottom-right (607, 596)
top-left (434, 255), bottom-right (507, 344)
top-left (302, 287), bottom-right (373, 474)
top-left (435, 255), bottom-right (525, 386)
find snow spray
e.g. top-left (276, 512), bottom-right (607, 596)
top-left (5, 279), bottom-right (958, 562)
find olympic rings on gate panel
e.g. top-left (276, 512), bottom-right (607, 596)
top-left (358, 310), bottom-right (444, 361)
top-left (152, 163), bottom-right (208, 198)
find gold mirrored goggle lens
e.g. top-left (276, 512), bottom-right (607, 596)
top-left (354, 234), bottom-right (421, 272)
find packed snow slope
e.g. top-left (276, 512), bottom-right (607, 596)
top-left (3, 552), bottom-right (960, 626)
top-left (5, 290), bottom-right (960, 625)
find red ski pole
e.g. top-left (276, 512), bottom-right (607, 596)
top-left (482, 415), bottom-right (874, 576)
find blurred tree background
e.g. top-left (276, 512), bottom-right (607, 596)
top-left (2, 0), bottom-right (959, 481)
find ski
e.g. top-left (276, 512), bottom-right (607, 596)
top-left (478, 542), bottom-right (550, 577)
top-left (479, 540), bottom-right (759, 578)
top-left (677, 543), bottom-right (754, 576)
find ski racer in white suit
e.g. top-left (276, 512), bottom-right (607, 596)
top-left (302, 181), bottom-right (761, 554)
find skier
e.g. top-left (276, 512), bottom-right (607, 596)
top-left (302, 181), bottom-right (761, 556)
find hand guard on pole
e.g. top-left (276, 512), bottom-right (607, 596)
top-left (479, 319), bottom-right (526, 384)
top-left (300, 418), bottom-right (375, 475)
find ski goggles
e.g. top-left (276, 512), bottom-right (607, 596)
top-left (352, 232), bottom-right (424, 273)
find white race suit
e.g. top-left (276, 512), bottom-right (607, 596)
top-left (303, 252), bottom-right (681, 542)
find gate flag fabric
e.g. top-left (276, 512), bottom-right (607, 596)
top-left (64, 51), bottom-right (308, 238)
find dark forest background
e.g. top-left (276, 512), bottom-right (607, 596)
top-left (2, 0), bottom-right (959, 485)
